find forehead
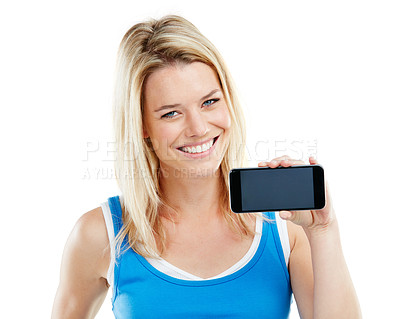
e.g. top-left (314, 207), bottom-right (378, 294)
top-left (143, 62), bottom-right (221, 108)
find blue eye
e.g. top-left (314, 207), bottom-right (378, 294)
top-left (161, 111), bottom-right (178, 119)
top-left (203, 98), bottom-right (219, 107)
top-left (161, 99), bottom-right (219, 119)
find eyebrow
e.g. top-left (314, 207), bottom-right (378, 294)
top-left (154, 89), bottom-right (221, 113)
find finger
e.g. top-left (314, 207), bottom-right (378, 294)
top-left (268, 155), bottom-right (294, 168)
top-left (262, 155), bottom-right (306, 168)
top-left (260, 160), bottom-right (305, 169)
top-left (273, 158), bottom-right (305, 167)
top-left (258, 161), bottom-right (268, 167)
top-left (282, 159), bottom-right (305, 167)
top-left (309, 156), bottom-right (318, 165)
top-left (258, 160), bottom-right (280, 168)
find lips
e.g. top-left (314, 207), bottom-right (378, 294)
top-left (176, 135), bottom-right (220, 152)
top-left (175, 134), bottom-right (220, 159)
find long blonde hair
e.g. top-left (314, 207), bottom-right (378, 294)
top-left (113, 15), bottom-right (259, 258)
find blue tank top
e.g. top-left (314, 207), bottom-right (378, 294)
top-left (108, 195), bottom-right (292, 318)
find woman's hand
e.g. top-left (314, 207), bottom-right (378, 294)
top-left (258, 155), bottom-right (335, 234)
top-left (260, 157), bottom-right (362, 318)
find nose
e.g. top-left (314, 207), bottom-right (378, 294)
top-left (185, 109), bottom-right (210, 137)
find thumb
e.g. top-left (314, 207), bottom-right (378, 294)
top-left (279, 210), bottom-right (311, 227)
top-left (279, 210), bottom-right (292, 220)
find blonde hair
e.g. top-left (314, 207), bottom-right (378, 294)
top-left (113, 15), bottom-right (261, 258)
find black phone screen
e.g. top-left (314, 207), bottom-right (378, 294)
top-left (229, 165), bottom-right (325, 213)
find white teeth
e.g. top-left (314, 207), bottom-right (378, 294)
top-left (181, 139), bottom-right (214, 154)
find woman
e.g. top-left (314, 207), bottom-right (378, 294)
top-left (52, 15), bottom-right (361, 318)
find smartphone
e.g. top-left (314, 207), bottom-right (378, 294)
top-left (229, 165), bottom-right (325, 213)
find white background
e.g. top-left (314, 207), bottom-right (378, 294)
top-left (1, 1), bottom-right (399, 318)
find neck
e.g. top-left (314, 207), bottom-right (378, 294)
top-left (159, 165), bottom-right (224, 223)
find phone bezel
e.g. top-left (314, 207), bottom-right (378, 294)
top-left (229, 164), bottom-right (325, 213)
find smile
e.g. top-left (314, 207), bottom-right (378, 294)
top-left (176, 135), bottom-right (220, 156)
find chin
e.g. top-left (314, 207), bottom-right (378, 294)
top-left (177, 159), bottom-right (223, 178)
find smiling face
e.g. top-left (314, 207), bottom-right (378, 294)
top-left (142, 62), bottom-right (231, 178)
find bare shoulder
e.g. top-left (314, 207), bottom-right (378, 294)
top-left (75, 206), bottom-right (108, 241)
top-left (285, 220), bottom-right (314, 319)
top-left (51, 207), bottom-right (111, 318)
top-left (286, 218), bottom-right (308, 252)
top-left (70, 207), bottom-right (110, 278)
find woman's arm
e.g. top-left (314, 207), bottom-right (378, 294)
top-left (259, 156), bottom-right (362, 318)
top-left (288, 217), bottom-right (361, 318)
top-left (51, 208), bottom-right (110, 319)
top-left (305, 218), bottom-right (361, 318)
top-left (287, 221), bottom-right (314, 319)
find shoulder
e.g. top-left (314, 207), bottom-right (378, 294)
top-left (73, 207), bottom-right (109, 249)
top-left (52, 208), bottom-right (110, 317)
top-left (286, 218), bottom-right (311, 253)
top-left (75, 206), bottom-right (107, 236)
top-left (286, 219), bottom-right (300, 252)
top-left (285, 220), bottom-right (314, 318)
top-left (285, 217), bottom-right (313, 294)
top-left (68, 207), bottom-right (110, 279)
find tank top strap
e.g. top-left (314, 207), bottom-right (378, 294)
top-left (107, 195), bottom-right (123, 238)
top-left (262, 211), bottom-right (290, 282)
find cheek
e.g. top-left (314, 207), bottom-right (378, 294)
top-left (212, 105), bottom-right (231, 130)
top-left (150, 124), bottom-right (179, 149)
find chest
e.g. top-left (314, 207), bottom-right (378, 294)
top-left (112, 215), bottom-right (293, 319)
top-left (159, 219), bottom-right (256, 279)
